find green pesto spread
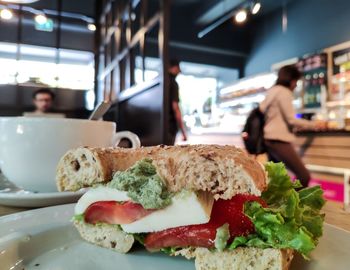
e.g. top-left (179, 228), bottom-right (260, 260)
top-left (108, 158), bottom-right (172, 209)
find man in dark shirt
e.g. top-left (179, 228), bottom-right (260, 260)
top-left (168, 59), bottom-right (187, 145)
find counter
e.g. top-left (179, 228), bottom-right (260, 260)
top-left (296, 130), bottom-right (350, 169)
top-left (295, 130), bottom-right (350, 203)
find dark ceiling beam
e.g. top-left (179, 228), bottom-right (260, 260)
top-left (195, 0), bottom-right (244, 25)
top-left (146, 37), bottom-right (247, 58)
top-left (168, 40), bottom-right (247, 58)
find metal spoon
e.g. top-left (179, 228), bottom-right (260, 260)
top-left (88, 101), bottom-right (112, 120)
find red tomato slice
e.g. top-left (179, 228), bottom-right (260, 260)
top-left (145, 223), bottom-right (218, 250)
top-left (144, 194), bottom-right (265, 250)
top-left (84, 201), bottom-right (154, 225)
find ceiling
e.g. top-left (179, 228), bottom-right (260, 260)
top-left (0, 0), bottom-right (96, 17)
top-left (172, 0), bottom-right (297, 25)
top-left (258, 0), bottom-right (297, 15)
top-left (1, 0), bottom-right (297, 24)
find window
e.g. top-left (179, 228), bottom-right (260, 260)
top-left (0, 42), bottom-right (94, 91)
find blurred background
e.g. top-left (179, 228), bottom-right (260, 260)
top-left (1, 0), bottom-right (350, 202)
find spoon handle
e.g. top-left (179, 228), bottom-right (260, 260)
top-left (88, 101), bottom-right (112, 120)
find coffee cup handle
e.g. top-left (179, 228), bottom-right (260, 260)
top-left (113, 131), bottom-right (141, 148)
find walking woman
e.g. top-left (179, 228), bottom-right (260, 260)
top-left (259, 65), bottom-right (326, 187)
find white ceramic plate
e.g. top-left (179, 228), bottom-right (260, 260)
top-left (0, 190), bottom-right (85, 207)
top-left (0, 174), bottom-right (85, 207)
top-left (0, 204), bottom-right (350, 270)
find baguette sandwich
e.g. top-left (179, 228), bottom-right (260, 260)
top-left (56, 145), bottom-right (325, 270)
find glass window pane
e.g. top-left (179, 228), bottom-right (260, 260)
top-left (0, 42), bottom-right (94, 90)
top-left (0, 42), bottom-right (17, 85)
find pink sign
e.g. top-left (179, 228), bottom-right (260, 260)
top-left (309, 179), bottom-right (344, 203)
top-left (290, 174), bottom-right (343, 202)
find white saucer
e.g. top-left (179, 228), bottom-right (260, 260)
top-left (0, 173), bottom-right (86, 208)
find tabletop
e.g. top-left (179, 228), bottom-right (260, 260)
top-left (322, 200), bottom-right (350, 231)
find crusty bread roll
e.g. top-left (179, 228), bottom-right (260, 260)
top-left (73, 220), bottom-right (134, 253)
top-left (56, 145), bottom-right (266, 199)
top-left (176, 247), bottom-right (294, 270)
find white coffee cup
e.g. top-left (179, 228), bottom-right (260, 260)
top-left (0, 117), bottom-right (141, 192)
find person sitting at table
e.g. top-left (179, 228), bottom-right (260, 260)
top-left (23, 88), bottom-right (64, 118)
top-left (32, 88), bottom-right (55, 114)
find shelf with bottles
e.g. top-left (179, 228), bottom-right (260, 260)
top-left (302, 69), bottom-right (327, 108)
top-left (296, 53), bottom-right (328, 109)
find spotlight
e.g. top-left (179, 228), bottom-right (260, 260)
top-left (0, 9), bottom-right (13, 20)
top-left (251, 2), bottom-right (261, 15)
top-left (35, 14), bottom-right (47, 24)
top-left (235, 10), bottom-right (247, 23)
top-left (87, 23), bottom-right (96, 31)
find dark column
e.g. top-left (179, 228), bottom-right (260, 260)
top-left (159, 0), bottom-right (170, 144)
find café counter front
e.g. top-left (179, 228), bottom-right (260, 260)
top-left (295, 130), bottom-right (350, 203)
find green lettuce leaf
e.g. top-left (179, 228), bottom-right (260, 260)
top-left (230, 234), bottom-right (270, 249)
top-left (229, 162), bottom-right (325, 258)
top-left (160, 247), bottom-right (183, 255)
top-left (133, 233), bottom-right (147, 245)
top-left (71, 213), bottom-right (84, 222)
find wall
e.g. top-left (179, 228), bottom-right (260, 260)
top-left (169, 1), bottom-right (249, 73)
top-left (245, 0), bottom-right (350, 76)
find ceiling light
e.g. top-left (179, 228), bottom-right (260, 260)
top-left (235, 10), bottom-right (247, 23)
top-left (252, 2), bottom-right (261, 15)
top-left (87, 23), bottom-right (96, 31)
top-left (0, 9), bottom-right (13, 20)
top-left (35, 14), bottom-right (47, 24)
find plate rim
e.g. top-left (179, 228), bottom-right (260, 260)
top-left (0, 189), bottom-right (86, 199)
top-left (0, 203), bottom-right (74, 223)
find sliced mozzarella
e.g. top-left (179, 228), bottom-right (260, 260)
top-left (121, 191), bottom-right (214, 233)
top-left (75, 186), bottom-right (130, 214)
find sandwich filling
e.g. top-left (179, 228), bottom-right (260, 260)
top-left (108, 158), bottom-right (172, 209)
top-left (74, 160), bottom-right (325, 258)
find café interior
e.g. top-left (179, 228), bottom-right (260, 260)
top-left (0, 0), bottom-right (350, 268)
